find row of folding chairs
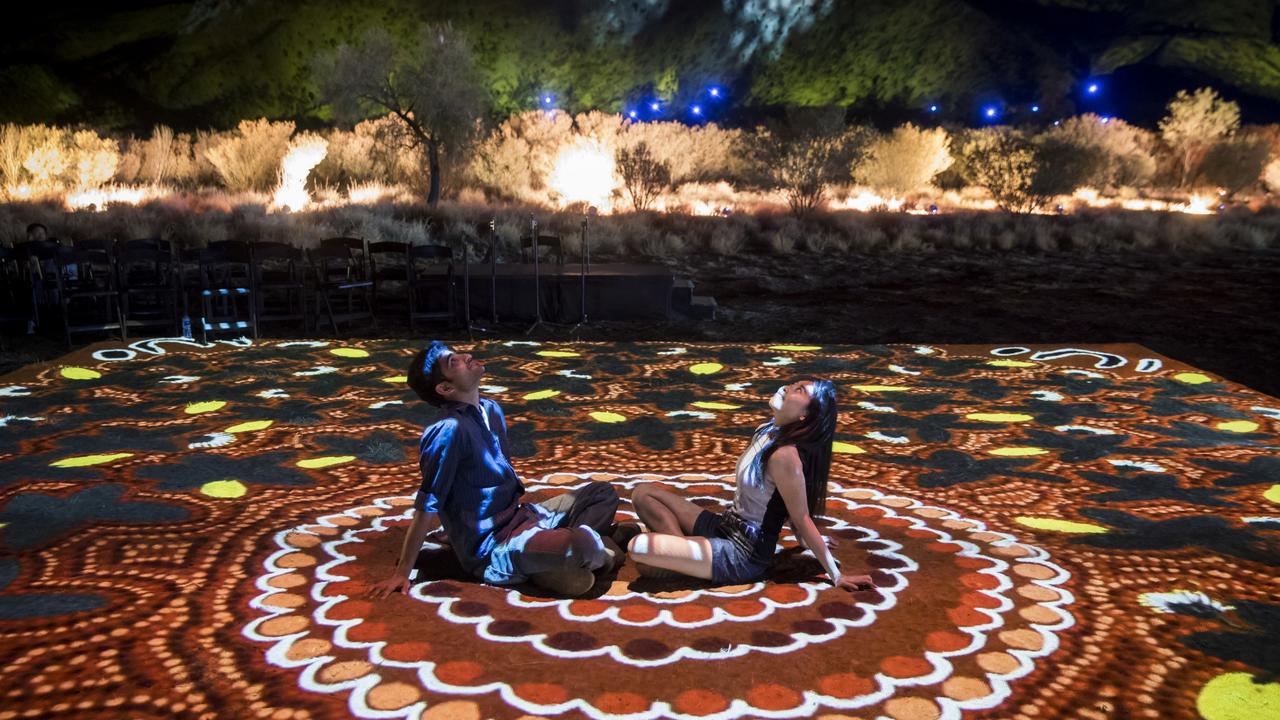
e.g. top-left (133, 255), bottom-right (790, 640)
top-left (0, 237), bottom-right (458, 346)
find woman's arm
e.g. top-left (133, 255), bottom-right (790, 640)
top-left (768, 449), bottom-right (872, 591)
top-left (367, 507), bottom-right (441, 599)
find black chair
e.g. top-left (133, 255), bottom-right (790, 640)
top-left (407, 244), bottom-right (456, 330)
top-left (308, 237), bottom-right (375, 335)
top-left (15, 239), bottom-right (63, 331)
top-left (0, 246), bottom-right (32, 347)
top-left (368, 240), bottom-right (411, 318)
top-left (54, 243), bottom-right (125, 346)
top-left (197, 240), bottom-right (258, 340)
top-left (117, 238), bottom-right (180, 337)
top-left (249, 242), bottom-right (309, 330)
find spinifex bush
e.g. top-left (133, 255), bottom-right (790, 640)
top-left (957, 127), bottom-right (1042, 213)
top-left (1039, 114), bottom-right (1158, 189)
top-left (853, 123), bottom-right (953, 195)
top-left (117, 125), bottom-right (199, 187)
top-left (199, 118), bottom-right (295, 193)
top-left (0, 124), bottom-right (120, 199)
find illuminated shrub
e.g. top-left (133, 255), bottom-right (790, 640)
top-left (200, 118), bottom-right (295, 193)
top-left (0, 124), bottom-right (120, 198)
top-left (853, 123), bottom-right (953, 195)
top-left (1159, 87), bottom-right (1240, 187)
top-left (1199, 136), bottom-right (1269, 197)
top-left (1036, 115), bottom-right (1157, 189)
top-left (117, 125), bottom-right (199, 187)
top-left (957, 127), bottom-right (1041, 213)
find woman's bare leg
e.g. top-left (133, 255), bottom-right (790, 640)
top-left (630, 483), bottom-right (705, 536)
top-left (626, 533), bottom-right (714, 580)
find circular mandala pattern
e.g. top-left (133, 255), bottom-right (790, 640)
top-left (244, 474), bottom-right (1076, 719)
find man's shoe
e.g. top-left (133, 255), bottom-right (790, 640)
top-left (609, 521), bottom-right (644, 550)
top-left (600, 536), bottom-right (624, 573)
top-left (529, 568), bottom-right (596, 597)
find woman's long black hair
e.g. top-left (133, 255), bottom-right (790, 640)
top-left (744, 379), bottom-right (838, 521)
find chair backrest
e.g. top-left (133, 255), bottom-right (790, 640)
top-left (251, 241), bottom-right (303, 261)
top-left (320, 236), bottom-right (366, 253)
top-left (199, 240), bottom-right (253, 287)
top-left (120, 237), bottom-right (174, 256)
top-left (72, 238), bottom-right (116, 254)
top-left (520, 234), bottom-right (563, 263)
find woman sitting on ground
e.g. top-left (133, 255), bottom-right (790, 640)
top-left (627, 379), bottom-right (873, 590)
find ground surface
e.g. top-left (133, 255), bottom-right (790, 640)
top-left (1, 338), bottom-right (1277, 719)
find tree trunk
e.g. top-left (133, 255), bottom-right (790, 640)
top-left (427, 139), bottom-right (441, 208)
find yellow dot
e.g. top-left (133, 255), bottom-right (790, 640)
top-left (966, 412), bottom-right (1034, 423)
top-left (589, 412), bottom-right (626, 423)
top-left (185, 401), bottom-right (226, 415)
top-left (329, 348), bottom-right (369, 358)
top-left (987, 359), bottom-right (1036, 368)
top-left (850, 385), bottom-right (911, 392)
top-left (1265, 485), bottom-right (1280, 504)
top-left (1197, 672), bottom-right (1280, 720)
top-left (536, 350), bottom-right (580, 358)
top-left (1015, 516), bottom-right (1108, 534)
top-left (1175, 372), bottom-right (1214, 385)
top-left (768, 345), bottom-right (821, 352)
top-left (200, 480), bottom-right (246, 498)
top-left (225, 420), bottom-right (273, 433)
top-left (297, 456), bottom-right (356, 469)
top-left (1216, 420), bottom-right (1259, 433)
top-left (382, 375), bottom-right (407, 384)
top-left (50, 452), bottom-right (134, 468)
top-left (989, 447), bottom-right (1048, 457)
top-left (60, 367), bottom-right (101, 380)
top-left (691, 401), bottom-right (740, 410)
top-left (689, 363), bottom-right (723, 375)
top-left (833, 441), bottom-right (865, 454)
top-left (523, 389), bottom-right (561, 401)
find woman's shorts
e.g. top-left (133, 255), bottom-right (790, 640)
top-left (692, 510), bottom-right (770, 584)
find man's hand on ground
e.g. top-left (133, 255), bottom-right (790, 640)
top-left (427, 529), bottom-right (451, 545)
top-left (366, 574), bottom-right (412, 599)
top-left (834, 573), bottom-right (875, 592)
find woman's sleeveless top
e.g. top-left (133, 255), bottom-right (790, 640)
top-left (725, 425), bottom-right (793, 564)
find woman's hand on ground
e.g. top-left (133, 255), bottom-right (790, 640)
top-left (366, 574), bottom-right (411, 599)
top-left (834, 573), bottom-right (875, 592)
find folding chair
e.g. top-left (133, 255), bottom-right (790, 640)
top-left (198, 240), bottom-right (258, 340)
top-left (308, 237), bottom-right (375, 335)
top-left (249, 241), bottom-right (309, 330)
top-left (407, 244), bottom-right (456, 330)
top-left (54, 243), bottom-right (125, 346)
top-left (117, 238), bottom-right (180, 338)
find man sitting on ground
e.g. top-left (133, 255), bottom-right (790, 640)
top-left (368, 341), bottom-right (636, 599)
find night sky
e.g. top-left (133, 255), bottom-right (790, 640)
top-left (4, 0), bottom-right (1280, 130)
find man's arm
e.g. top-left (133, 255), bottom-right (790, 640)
top-left (367, 507), bottom-right (441, 599)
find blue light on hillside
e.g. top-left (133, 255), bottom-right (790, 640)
top-left (929, 104), bottom-right (939, 113)
top-left (1087, 82), bottom-right (1100, 94)
top-left (1031, 105), bottom-right (1040, 113)
top-left (542, 95), bottom-right (553, 105)
top-left (691, 105), bottom-right (702, 116)
top-left (709, 87), bottom-right (721, 98)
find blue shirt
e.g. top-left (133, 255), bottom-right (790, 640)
top-left (415, 398), bottom-right (525, 577)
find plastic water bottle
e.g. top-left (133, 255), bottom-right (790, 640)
top-left (181, 312), bottom-right (193, 339)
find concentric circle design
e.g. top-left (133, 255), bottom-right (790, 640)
top-left (244, 474), bottom-right (1076, 719)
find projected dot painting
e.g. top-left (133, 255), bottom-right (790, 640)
top-left (1, 339), bottom-right (1278, 720)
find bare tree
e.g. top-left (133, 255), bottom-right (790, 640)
top-left (314, 24), bottom-right (488, 206)
top-left (616, 141), bottom-right (672, 211)
top-left (753, 107), bottom-right (869, 217)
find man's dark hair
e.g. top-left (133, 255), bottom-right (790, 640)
top-left (26, 223), bottom-right (47, 236)
top-left (407, 340), bottom-right (453, 407)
